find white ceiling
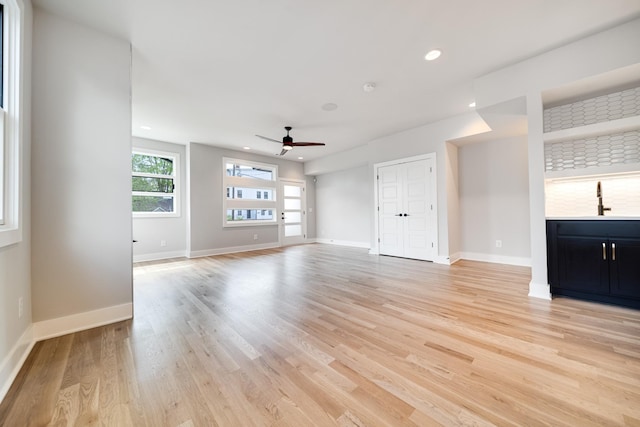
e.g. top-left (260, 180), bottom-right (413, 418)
top-left (33, 0), bottom-right (640, 161)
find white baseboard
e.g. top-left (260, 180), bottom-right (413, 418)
top-left (434, 255), bottom-right (454, 265)
top-left (0, 325), bottom-right (35, 403)
top-left (316, 238), bottom-right (370, 249)
top-left (33, 303), bottom-right (133, 341)
top-left (528, 281), bottom-right (552, 300)
top-left (459, 252), bottom-right (532, 267)
top-left (133, 250), bottom-right (187, 263)
top-left (189, 242), bottom-right (281, 259)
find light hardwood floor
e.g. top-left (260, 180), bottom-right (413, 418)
top-left (1, 244), bottom-right (640, 426)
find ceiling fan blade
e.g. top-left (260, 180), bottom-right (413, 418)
top-left (255, 134), bottom-right (282, 144)
top-left (278, 148), bottom-right (289, 156)
top-left (292, 142), bottom-right (326, 146)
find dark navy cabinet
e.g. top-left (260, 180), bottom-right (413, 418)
top-left (547, 220), bottom-right (640, 308)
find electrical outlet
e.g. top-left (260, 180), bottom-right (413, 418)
top-left (160, 240), bottom-right (167, 247)
top-left (18, 297), bottom-right (23, 319)
top-left (496, 240), bottom-right (502, 248)
top-left (253, 234), bottom-right (258, 240)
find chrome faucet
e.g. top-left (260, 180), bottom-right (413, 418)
top-left (597, 181), bottom-right (611, 216)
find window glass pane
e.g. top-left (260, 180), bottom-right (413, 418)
top-left (226, 209), bottom-right (274, 221)
top-left (284, 212), bottom-right (301, 223)
top-left (226, 187), bottom-right (274, 200)
top-left (284, 199), bottom-right (301, 210)
top-left (226, 163), bottom-right (274, 180)
top-left (285, 224), bottom-right (302, 237)
top-left (283, 185), bottom-right (301, 197)
top-left (133, 196), bottom-right (174, 213)
top-left (132, 154), bottom-right (174, 175)
top-left (133, 176), bottom-right (174, 193)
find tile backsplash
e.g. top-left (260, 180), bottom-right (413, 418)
top-left (545, 174), bottom-right (640, 217)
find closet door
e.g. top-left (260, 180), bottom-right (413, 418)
top-left (377, 158), bottom-right (435, 261)
top-left (378, 164), bottom-right (405, 257)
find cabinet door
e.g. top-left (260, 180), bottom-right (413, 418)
top-left (609, 238), bottom-right (640, 298)
top-left (556, 236), bottom-right (609, 294)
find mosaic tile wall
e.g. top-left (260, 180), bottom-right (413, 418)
top-left (543, 86), bottom-right (640, 132)
top-left (543, 85), bottom-right (640, 173)
top-left (545, 174), bottom-right (640, 217)
top-left (544, 130), bottom-right (640, 172)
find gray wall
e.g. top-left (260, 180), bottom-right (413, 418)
top-left (459, 136), bottom-right (531, 262)
top-left (132, 137), bottom-right (187, 261)
top-left (315, 165), bottom-right (370, 246)
top-left (31, 9), bottom-right (132, 321)
top-left (188, 143), bottom-right (314, 255)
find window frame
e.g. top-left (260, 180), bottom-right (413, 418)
top-left (0, 0), bottom-right (23, 248)
top-left (223, 157), bottom-right (278, 227)
top-left (132, 148), bottom-right (180, 218)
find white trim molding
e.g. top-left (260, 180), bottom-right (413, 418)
top-left (316, 238), bottom-right (370, 249)
top-left (460, 252), bottom-right (532, 267)
top-left (133, 249), bottom-right (187, 263)
top-left (528, 281), bottom-right (552, 300)
top-left (189, 242), bottom-right (281, 259)
top-left (0, 325), bottom-right (35, 403)
top-left (32, 303), bottom-right (133, 341)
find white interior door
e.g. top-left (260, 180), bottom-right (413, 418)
top-left (377, 158), bottom-right (436, 261)
top-left (378, 165), bottom-right (404, 257)
top-left (280, 179), bottom-right (306, 246)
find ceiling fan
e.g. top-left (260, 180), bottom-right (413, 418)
top-left (255, 126), bottom-right (326, 156)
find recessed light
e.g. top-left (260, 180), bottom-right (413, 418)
top-left (298, 156), bottom-right (304, 160)
top-left (424, 49), bottom-right (442, 61)
top-left (243, 146), bottom-right (251, 150)
top-left (469, 101), bottom-right (476, 108)
top-left (322, 103), bottom-right (338, 111)
top-left (140, 125), bottom-right (152, 130)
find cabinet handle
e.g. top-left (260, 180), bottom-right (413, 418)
top-left (602, 242), bottom-right (607, 260)
top-left (612, 243), bottom-right (616, 261)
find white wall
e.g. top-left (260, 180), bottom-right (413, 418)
top-left (459, 136), bottom-right (531, 265)
top-left (0, 0), bottom-right (32, 403)
top-left (132, 137), bottom-right (187, 262)
top-left (188, 143), bottom-right (314, 256)
top-left (315, 165), bottom-right (370, 247)
top-left (31, 9), bottom-right (132, 322)
top-left (474, 17), bottom-right (640, 298)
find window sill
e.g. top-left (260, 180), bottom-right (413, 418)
top-left (133, 212), bottom-right (181, 219)
top-left (223, 221), bottom-right (278, 228)
top-left (0, 227), bottom-right (22, 248)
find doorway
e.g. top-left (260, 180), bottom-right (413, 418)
top-left (280, 179), bottom-right (307, 246)
top-left (375, 154), bottom-right (437, 261)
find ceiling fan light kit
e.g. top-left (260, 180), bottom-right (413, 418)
top-left (255, 126), bottom-right (326, 156)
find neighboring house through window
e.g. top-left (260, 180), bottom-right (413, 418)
top-left (132, 149), bottom-right (179, 217)
top-left (224, 158), bottom-right (277, 226)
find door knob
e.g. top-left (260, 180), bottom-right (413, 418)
top-left (403, 213), bottom-right (409, 217)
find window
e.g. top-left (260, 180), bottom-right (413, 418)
top-left (223, 158), bottom-right (277, 226)
top-left (132, 150), bottom-right (179, 217)
top-left (0, 0), bottom-right (23, 248)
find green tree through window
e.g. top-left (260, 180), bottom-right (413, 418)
top-left (132, 152), bottom-right (178, 214)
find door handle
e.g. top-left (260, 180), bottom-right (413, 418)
top-left (612, 242), bottom-right (616, 261)
top-left (395, 213), bottom-right (403, 216)
top-left (403, 213), bottom-right (409, 217)
top-left (602, 242), bottom-right (606, 260)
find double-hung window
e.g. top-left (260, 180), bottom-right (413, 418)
top-left (224, 157), bottom-right (277, 226)
top-left (0, 0), bottom-right (23, 248)
top-left (132, 150), bottom-right (179, 217)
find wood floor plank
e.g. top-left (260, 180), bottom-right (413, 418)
top-left (1, 244), bottom-right (640, 426)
